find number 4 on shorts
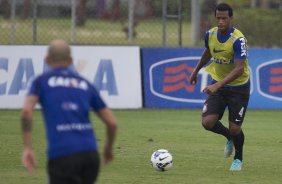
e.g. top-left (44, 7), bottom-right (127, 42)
top-left (239, 107), bottom-right (244, 117)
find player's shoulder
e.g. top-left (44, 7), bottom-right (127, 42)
top-left (205, 27), bottom-right (218, 40)
top-left (206, 27), bottom-right (218, 35)
top-left (71, 72), bottom-right (96, 91)
top-left (31, 72), bottom-right (46, 84)
top-left (231, 27), bottom-right (246, 40)
top-left (68, 71), bottom-right (91, 84)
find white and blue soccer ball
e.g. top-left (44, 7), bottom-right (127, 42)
top-left (150, 149), bottom-right (173, 171)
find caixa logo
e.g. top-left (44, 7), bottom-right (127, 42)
top-left (149, 57), bottom-right (211, 103)
top-left (256, 59), bottom-right (282, 101)
top-left (0, 58), bottom-right (118, 96)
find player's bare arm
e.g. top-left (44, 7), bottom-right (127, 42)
top-left (203, 60), bottom-right (245, 94)
top-left (190, 48), bottom-right (212, 85)
top-left (21, 95), bottom-right (38, 174)
top-left (96, 108), bottom-right (117, 164)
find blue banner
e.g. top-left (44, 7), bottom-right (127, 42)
top-left (141, 48), bottom-right (282, 109)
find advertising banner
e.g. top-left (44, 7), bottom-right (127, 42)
top-left (142, 48), bottom-right (282, 109)
top-left (0, 46), bottom-right (142, 109)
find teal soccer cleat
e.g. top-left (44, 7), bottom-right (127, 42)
top-left (224, 140), bottom-right (233, 158)
top-left (230, 159), bottom-right (243, 171)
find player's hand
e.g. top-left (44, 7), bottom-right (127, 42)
top-left (203, 83), bottom-right (221, 94)
top-left (22, 147), bottom-right (37, 175)
top-left (189, 71), bottom-right (198, 85)
top-left (103, 144), bottom-right (114, 164)
top-left (203, 86), bottom-right (213, 94)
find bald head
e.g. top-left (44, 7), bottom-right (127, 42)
top-left (46, 39), bottom-right (72, 67)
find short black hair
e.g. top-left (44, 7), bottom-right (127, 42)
top-left (214, 3), bottom-right (233, 17)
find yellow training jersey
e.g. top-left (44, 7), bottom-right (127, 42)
top-left (205, 27), bottom-right (249, 86)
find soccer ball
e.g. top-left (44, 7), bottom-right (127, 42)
top-left (150, 149), bottom-right (173, 171)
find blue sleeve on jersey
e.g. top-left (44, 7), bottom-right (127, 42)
top-left (233, 37), bottom-right (247, 60)
top-left (90, 85), bottom-right (106, 111)
top-left (27, 76), bottom-right (40, 96)
top-left (204, 32), bottom-right (209, 49)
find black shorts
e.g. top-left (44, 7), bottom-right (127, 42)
top-left (202, 84), bottom-right (250, 125)
top-left (48, 150), bottom-right (100, 184)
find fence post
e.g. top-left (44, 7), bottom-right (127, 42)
top-left (162, 0), bottom-right (167, 47)
top-left (71, 0), bottom-right (77, 44)
top-left (177, 0), bottom-right (183, 47)
top-left (191, 0), bottom-right (200, 46)
top-left (32, 0), bottom-right (38, 45)
top-left (9, 0), bottom-right (16, 44)
top-left (128, 0), bottom-right (135, 43)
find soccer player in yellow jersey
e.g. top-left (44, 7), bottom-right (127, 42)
top-left (190, 3), bottom-right (250, 171)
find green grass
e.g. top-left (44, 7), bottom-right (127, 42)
top-left (0, 109), bottom-right (282, 184)
top-left (0, 17), bottom-right (195, 47)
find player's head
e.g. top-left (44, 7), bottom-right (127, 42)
top-left (46, 39), bottom-right (72, 68)
top-left (214, 3), bottom-right (233, 34)
top-left (214, 3), bottom-right (233, 17)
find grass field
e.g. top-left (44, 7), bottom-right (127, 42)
top-left (0, 18), bottom-right (194, 47)
top-left (0, 109), bottom-right (282, 184)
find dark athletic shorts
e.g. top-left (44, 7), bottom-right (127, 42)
top-left (48, 150), bottom-right (100, 184)
top-left (202, 84), bottom-right (250, 125)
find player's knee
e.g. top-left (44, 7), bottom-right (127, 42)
top-left (202, 115), bottom-right (218, 130)
top-left (229, 125), bottom-right (241, 135)
top-left (202, 119), bottom-right (214, 130)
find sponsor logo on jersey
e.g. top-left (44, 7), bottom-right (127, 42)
top-left (62, 102), bottom-right (78, 111)
top-left (56, 123), bottom-right (92, 132)
top-left (213, 48), bottom-right (225, 53)
top-left (48, 76), bottom-right (88, 90)
top-left (212, 57), bottom-right (232, 64)
top-left (239, 38), bottom-right (247, 57)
